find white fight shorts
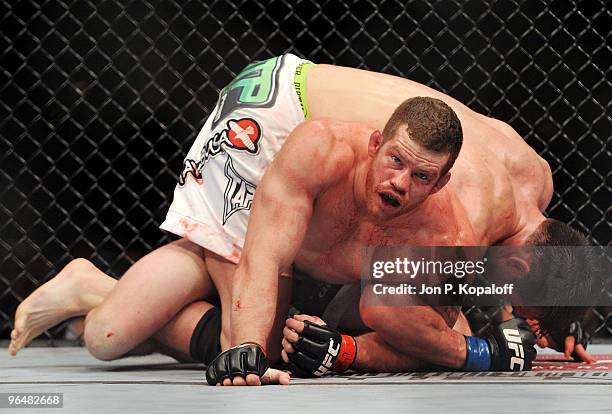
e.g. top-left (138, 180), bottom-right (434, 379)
top-left (160, 53), bottom-right (313, 263)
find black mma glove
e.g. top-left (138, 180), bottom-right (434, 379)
top-left (464, 318), bottom-right (537, 371)
top-left (205, 342), bottom-right (269, 385)
top-left (287, 321), bottom-right (357, 377)
top-left (550, 320), bottom-right (591, 360)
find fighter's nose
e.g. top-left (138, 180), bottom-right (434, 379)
top-left (390, 173), bottom-right (410, 195)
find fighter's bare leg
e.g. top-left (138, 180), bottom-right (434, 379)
top-left (18, 272), bottom-right (215, 363)
top-left (150, 300), bottom-right (215, 358)
top-left (79, 299), bottom-right (215, 362)
top-left (9, 258), bottom-right (115, 356)
top-left (83, 238), bottom-right (214, 361)
top-left (201, 252), bottom-right (236, 353)
top-left (11, 242), bottom-right (289, 384)
top-left (10, 240), bottom-right (214, 359)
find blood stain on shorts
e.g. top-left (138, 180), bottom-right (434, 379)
top-left (179, 218), bottom-right (201, 238)
top-left (228, 245), bottom-right (242, 263)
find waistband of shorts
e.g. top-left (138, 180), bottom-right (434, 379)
top-left (294, 62), bottom-right (314, 120)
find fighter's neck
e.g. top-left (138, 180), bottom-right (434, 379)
top-left (352, 157), bottom-right (368, 213)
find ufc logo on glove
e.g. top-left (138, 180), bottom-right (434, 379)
top-left (315, 339), bottom-right (341, 376)
top-left (503, 328), bottom-right (525, 370)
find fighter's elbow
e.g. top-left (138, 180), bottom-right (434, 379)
top-left (359, 305), bottom-right (389, 332)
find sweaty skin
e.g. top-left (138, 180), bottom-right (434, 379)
top-left (230, 64), bottom-right (555, 377)
top-left (307, 63), bottom-right (553, 242)
top-left (12, 64), bottom-right (576, 386)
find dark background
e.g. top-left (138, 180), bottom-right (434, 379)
top-left (1, 0), bottom-right (610, 341)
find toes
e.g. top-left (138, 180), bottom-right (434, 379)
top-left (10, 329), bottom-right (24, 353)
top-left (8, 340), bottom-right (19, 356)
top-left (12, 328), bottom-right (26, 347)
top-left (222, 378), bottom-right (232, 386)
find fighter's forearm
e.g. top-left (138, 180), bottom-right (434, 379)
top-left (230, 264), bottom-right (292, 358)
top-left (352, 332), bottom-right (427, 372)
top-left (230, 264), bottom-right (277, 348)
top-left (357, 327), bottom-right (467, 370)
top-left (361, 306), bottom-right (467, 369)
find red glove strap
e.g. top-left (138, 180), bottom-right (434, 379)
top-left (331, 335), bottom-right (357, 372)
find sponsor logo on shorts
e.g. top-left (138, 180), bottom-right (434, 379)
top-left (211, 56), bottom-right (283, 129)
top-left (178, 159), bottom-right (203, 186)
top-left (178, 117), bottom-right (261, 186)
top-left (223, 157), bottom-right (256, 225)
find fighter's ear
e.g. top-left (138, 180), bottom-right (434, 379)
top-left (504, 256), bottom-right (530, 279)
top-left (368, 130), bottom-right (384, 156)
top-left (431, 172), bottom-right (451, 194)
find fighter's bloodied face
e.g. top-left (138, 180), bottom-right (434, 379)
top-left (365, 128), bottom-right (450, 219)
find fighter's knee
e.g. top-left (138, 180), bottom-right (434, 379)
top-left (83, 313), bottom-right (124, 361)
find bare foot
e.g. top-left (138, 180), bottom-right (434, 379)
top-left (9, 259), bottom-right (116, 356)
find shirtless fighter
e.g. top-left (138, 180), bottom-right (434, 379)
top-left (9, 54), bottom-right (594, 385)
top-left (204, 55), bottom-right (596, 384)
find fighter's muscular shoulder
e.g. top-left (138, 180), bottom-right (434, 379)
top-left (242, 118), bottom-right (358, 273)
top-left (482, 116), bottom-right (553, 211)
top-left (269, 118), bottom-right (357, 195)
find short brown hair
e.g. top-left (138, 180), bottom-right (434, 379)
top-left (524, 219), bottom-right (601, 339)
top-left (382, 97), bottom-right (463, 175)
top-left (527, 219), bottom-right (592, 247)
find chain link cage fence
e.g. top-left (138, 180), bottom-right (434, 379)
top-left (1, 0), bottom-right (610, 344)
